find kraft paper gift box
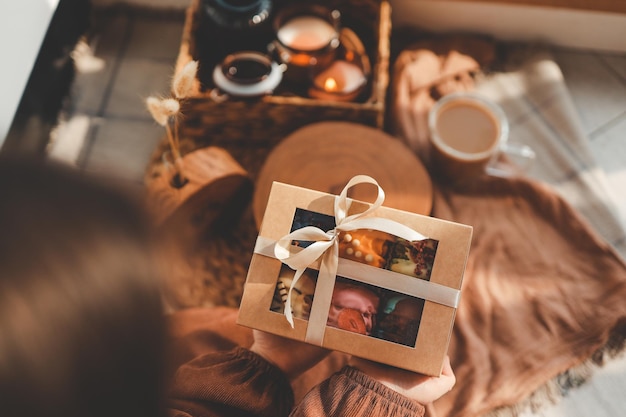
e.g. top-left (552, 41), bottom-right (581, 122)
top-left (237, 175), bottom-right (473, 376)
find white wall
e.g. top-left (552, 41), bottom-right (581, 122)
top-left (0, 0), bottom-right (60, 148)
top-left (390, 0), bottom-right (626, 53)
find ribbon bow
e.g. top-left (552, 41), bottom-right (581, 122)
top-left (274, 175), bottom-right (427, 344)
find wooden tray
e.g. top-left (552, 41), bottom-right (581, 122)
top-left (173, 0), bottom-right (391, 147)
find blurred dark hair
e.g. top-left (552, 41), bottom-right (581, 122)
top-left (0, 157), bottom-right (166, 417)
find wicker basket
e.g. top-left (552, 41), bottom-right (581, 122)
top-left (174, 0), bottom-right (391, 147)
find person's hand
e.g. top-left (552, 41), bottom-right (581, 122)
top-left (249, 330), bottom-right (331, 380)
top-left (349, 355), bottom-right (456, 404)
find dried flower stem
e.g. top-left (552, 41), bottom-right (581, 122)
top-left (146, 60), bottom-right (200, 184)
top-left (173, 116), bottom-right (181, 158)
top-left (165, 120), bottom-right (185, 180)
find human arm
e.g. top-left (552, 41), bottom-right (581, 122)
top-left (167, 347), bottom-right (295, 417)
top-left (249, 330), bottom-right (331, 380)
top-left (167, 329), bottom-right (454, 417)
top-left (290, 355), bottom-right (455, 417)
top-left (348, 355), bottom-right (456, 404)
top-left (166, 330), bottom-right (331, 417)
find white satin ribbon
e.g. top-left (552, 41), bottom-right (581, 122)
top-left (255, 236), bottom-right (460, 308)
top-left (257, 175), bottom-right (457, 345)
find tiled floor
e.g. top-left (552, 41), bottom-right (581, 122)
top-left (553, 49), bottom-right (626, 230)
top-left (48, 8), bottom-right (186, 188)
top-left (524, 46), bottom-right (626, 417)
top-left (44, 6), bottom-right (626, 417)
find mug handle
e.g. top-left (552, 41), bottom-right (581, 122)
top-left (268, 40), bottom-right (292, 65)
top-left (486, 142), bottom-right (536, 178)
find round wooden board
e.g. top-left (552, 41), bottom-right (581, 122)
top-left (253, 122), bottom-right (433, 228)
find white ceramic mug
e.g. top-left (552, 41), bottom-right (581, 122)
top-left (428, 92), bottom-right (535, 183)
top-left (211, 51), bottom-right (284, 101)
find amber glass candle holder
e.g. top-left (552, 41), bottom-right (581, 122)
top-left (307, 28), bottom-right (370, 102)
top-left (269, 3), bottom-right (341, 86)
